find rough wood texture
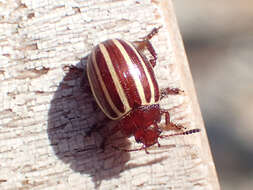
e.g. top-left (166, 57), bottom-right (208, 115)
top-left (0, 0), bottom-right (220, 189)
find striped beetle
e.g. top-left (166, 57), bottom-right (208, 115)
top-left (87, 27), bottom-right (200, 153)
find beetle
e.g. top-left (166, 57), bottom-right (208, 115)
top-left (86, 27), bottom-right (200, 153)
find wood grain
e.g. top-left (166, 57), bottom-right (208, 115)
top-left (0, 0), bottom-right (220, 189)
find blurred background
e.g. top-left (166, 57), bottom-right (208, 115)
top-left (174, 1), bottom-right (253, 190)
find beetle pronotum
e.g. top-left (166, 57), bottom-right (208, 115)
top-left (86, 27), bottom-right (200, 153)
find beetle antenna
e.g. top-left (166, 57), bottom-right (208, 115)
top-left (111, 145), bottom-right (149, 154)
top-left (159, 128), bottom-right (201, 139)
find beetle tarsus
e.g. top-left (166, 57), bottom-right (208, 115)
top-left (144, 26), bottom-right (163, 41)
top-left (161, 110), bottom-right (187, 131)
top-left (160, 87), bottom-right (184, 100)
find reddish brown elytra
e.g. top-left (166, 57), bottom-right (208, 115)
top-left (86, 27), bottom-right (200, 153)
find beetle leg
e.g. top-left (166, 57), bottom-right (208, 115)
top-left (134, 26), bottom-right (162, 47)
top-left (153, 122), bottom-right (162, 133)
top-left (63, 65), bottom-right (84, 76)
top-left (133, 26), bottom-right (162, 67)
top-left (160, 110), bottom-right (186, 131)
top-left (145, 40), bottom-right (157, 67)
top-left (134, 40), bottom-right (157, 67)
top-left (143, 26), bottom-right (162, 41)
top-left (144, 147), bottom-right (150, 154)
top-left (160, 87), bottom-right (184, 100)
top-left (140, 26), bottom-right (162, 67)
top-left (153, 123), bottom-right (162, 147)
top-left (63, 65), bottom-right (91, 93)
top-left (135, 40), bottom-right (157, 67)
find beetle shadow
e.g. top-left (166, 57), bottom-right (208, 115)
top-left (47, 57), bottom-right (131, 187)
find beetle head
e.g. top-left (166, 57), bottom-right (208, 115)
top-left (129, 104), bottom-right (162, 147)
top-left (134, 126), bottom-right (161, 148)
top-left (132, 104), bottom-right (161, 127)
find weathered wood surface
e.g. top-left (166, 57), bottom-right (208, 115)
top-left (0, 0), bottom-right (220, 189)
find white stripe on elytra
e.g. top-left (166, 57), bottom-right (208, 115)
top-left (113, 39), bottom-right (147, 104)
top-left (124, 40), bottom-right (155, 104)
top-left (99, 43), bottom-right (131, 115)
top-left (91, 50), bottom-right (123, 118)
top-left (86, 56), bottom-right (114, 119)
